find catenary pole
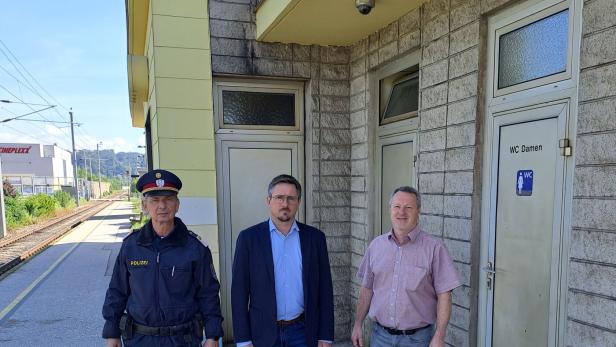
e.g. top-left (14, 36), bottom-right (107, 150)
top-left (69, 111), bottom-right (80, 206)
top-left (96, 142), bottom-right (102, 198)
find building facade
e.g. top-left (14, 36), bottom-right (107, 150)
top-left (125, 0), bottom-right (616, 345)
top-left (0, 143), bottom-right (74, 195)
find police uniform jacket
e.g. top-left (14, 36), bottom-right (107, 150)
top-left (102, 217), bottom-right (223, 346)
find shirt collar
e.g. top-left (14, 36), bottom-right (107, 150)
top-left (269, 218), bottom-right (299, 236)
top-left (387, 224), bottom-right (421, 244)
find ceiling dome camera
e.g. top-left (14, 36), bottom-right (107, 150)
top-left (356, 0), bottom-right (374, 15)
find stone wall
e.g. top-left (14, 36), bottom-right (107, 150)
top-left (208, 0), bottom-right (354, 337)
top-left (568, 0), bottom-right (616, 345)
top-left (347, 1), bottom-right (480, 345)
top-left (206, 0), bottom-right (616, 345)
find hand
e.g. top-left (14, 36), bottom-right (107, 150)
top-left (429, 335), bottom-right (445, 347)
top-left (318, 342), bottom-right (332, 347)
top-left (203, 338), bottom-right (219, 347)
top-left (351, 322), bottom-right (363, 347)
top-left (106, 338), bottom-right (121, 347)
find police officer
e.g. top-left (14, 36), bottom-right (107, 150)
top-left (102, 169), bottom-right (223, 347)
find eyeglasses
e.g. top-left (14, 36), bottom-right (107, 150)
top-left (270, 195), bottom-right (300, 204)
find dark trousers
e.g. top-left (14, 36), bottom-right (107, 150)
top-left (273, 320), bottom-right (308, 347)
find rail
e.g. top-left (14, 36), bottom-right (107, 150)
top-left (0, 194), bottom-right (123, 276)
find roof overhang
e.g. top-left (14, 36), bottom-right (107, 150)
top-left (256, 0), bottom-right (424, 46)
top-left (126, 0), bottom-right (150, 128)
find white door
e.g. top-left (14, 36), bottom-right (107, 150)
top-left (484, 102), bottom-right (568, 347)
top-left (217, 137), bottom-right (303, 339)
top-left (377, 134), bottom-right (416, 234)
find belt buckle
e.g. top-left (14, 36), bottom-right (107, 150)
top-left (159, 326), bottom-right (171, 336)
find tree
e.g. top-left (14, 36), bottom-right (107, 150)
top-left (3, 179), bottom-right (18, 198)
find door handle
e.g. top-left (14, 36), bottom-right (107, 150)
top-left (482, 262), bottom-right (496, 290)
top-left (481, 266), bottom-right (496, 274)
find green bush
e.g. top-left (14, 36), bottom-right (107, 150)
top-left (24, 194), bottom-right (58, 218)
top-left (53, 190), bottom-right (76, 208)
top-left (4, 196), bottom-right (30, 227)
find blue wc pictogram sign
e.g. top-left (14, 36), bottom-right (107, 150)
top-left (516, 170), bottom-right (533, 196)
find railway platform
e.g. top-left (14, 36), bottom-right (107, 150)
top-left (0, 201), bottom-right (131, 346)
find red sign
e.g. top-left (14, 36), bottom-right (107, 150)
top-left (0, 146), bottom-right (32, 154)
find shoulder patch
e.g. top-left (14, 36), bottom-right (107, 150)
top-left (188, 231), bottom-right (209, 248)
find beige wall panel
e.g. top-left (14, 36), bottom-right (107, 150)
top-left (157, 108), bottom-right (214, 140)
top-left (157, 138), bottom-right (216, 170)
top-left (150, 109), bottom-right (158, 140)
top-left (146, 11), bottom-right (153, 58)
top-left (154, 47), bottom-right (212, 80)
top-left (152, 15), bottom-right (210, 49)
top-left (148, 85), bottom-right (157, 110)
top-left (155, 77), bottom-right (212, 109)
top-left (148, 55), bottom-right (155, 93)
top-left (172, 169), bottom-right (217, 197)
top-left (152, 0), bottom-right (208, 19)
top-left (151, 141), bottom-right (160, 168)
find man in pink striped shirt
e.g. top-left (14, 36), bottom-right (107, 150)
top-left (351, 186), bottom-right (461, 347)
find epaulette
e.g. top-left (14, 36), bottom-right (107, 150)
top-left (123, 228), bottom-right (140, 240)
top-left (188, 231), bottom-right (210, 248)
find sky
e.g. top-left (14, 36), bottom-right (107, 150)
top-left (0, 1), bottom-right (145, 154)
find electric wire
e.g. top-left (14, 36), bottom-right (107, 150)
top-left (0, 40), bottom-right (71, 120)
top-left (0, 87), bottom-right (75, 146)
top-left (0, 83), bottom-right (73, 139)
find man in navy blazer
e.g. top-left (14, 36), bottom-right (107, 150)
top-left (232, 174), bottom-right (334, 347)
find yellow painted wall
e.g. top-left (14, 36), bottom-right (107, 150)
top-left (143, 0), bottom-right (218, 269)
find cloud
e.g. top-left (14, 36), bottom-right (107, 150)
top-left (0, 131), bottom-right (38, 144)
top-left (104, 136), bottom-right (145, 153)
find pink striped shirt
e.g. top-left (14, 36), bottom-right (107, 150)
top-left (357, 226), bottom-right (461, 330)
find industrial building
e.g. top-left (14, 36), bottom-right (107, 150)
top-left (124, 0), bottom-right (616, 345)
top-left (0, 142), bottom-right (74, 195)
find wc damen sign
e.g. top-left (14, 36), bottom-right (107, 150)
top-left (516, 170), bottom-right (533, 196)
top-left (509, 144), bottom-right (543, 153)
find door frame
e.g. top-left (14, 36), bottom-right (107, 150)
top-left (368, 50), bottom-right (421, 241)
top-left (375, 131), bottom-right (418, 237)
top-left (215, 134), bottom-right (305, 340)
top-left (481, 101), bottom-right (570, 346)
top-left (212, 77), bottom-right (306, 341)
top-left (478, 0), bottom-right (582, 345)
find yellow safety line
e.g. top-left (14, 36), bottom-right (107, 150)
top-left (0, 203), bottom-right (115, 321)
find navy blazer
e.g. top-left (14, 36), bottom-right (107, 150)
top-left (231, 220), bottom-right (334, 347)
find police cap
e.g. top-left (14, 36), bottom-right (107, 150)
top-left (136, 169), bottom-right (182, 197)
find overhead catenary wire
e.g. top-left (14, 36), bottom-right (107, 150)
top-left (0, 41), bottom-right (102, 153)
top-left (0, 91), bottom-right (75, 147)
top-left (0, 64), bottom-right (42, 98)
top-left (0, 40), bottom-right (71, 120)
top-left (0, 83), bottom-right (73, 139)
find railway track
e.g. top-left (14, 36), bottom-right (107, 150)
top-left (0, 197), bottom-right (121, 276)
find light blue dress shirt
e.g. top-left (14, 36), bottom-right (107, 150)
top-left (269, 218), bottom-right (304, 321)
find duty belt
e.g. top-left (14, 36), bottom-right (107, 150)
top-left (132, 321), bottom-right (193, 336)
top-left (119, 313), bottom-right (203, 343)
